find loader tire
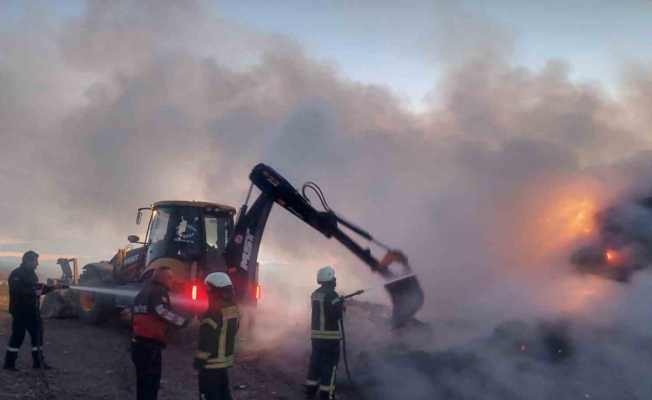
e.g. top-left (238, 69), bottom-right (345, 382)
top-left (76, 274), bottom-right (115, 324)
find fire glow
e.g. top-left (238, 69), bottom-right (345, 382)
top-left (558, 277), bottom-right (610, 313)
top-left (531, 193), bottom-right (599, 256)
top-left (605, 249), bottom-right (620, 265)
top-left (551, 198), bottom-right (597, 240)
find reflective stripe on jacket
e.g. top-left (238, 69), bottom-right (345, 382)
top-left (195, 304), bottom-right (240, 369)
top-left (132, 281), bottom-right (186, 345)
top-left (310, 286), bottom-right (342, 340)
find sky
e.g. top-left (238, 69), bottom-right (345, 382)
top-left (4, 0), bottom-right (652, 110)
top-left (216, 0), bottom-right (652, 108)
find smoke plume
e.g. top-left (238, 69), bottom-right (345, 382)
top-left (3, 1), bottom-right (652, 398)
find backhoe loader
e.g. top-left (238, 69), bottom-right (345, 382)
top-left (74, 164), bottom-right (424, 327)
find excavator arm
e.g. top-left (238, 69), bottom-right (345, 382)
top-left (225, 163), bottom-right (424, 326)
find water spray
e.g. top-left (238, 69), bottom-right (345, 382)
top-left (337, 273), bottom-right (418, 300)
top-left (366, 273), bottom-right (419, 292)
top-left (69, 286), bottom-right (207, 312)
top-left (70, 286), bottom-right (139, 297)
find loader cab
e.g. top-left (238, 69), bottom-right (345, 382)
top-left (136, 201), bottom-right (236, 282)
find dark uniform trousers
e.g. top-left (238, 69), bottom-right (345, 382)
top-left (199, 369), bottom-right (231, 400)
top-left (306, 285), bottom-right (343, 400)
top-left (5, 313), bottom-right (44, 368)
top-left (131, 339), bottom-right (163, 400)
top-left (130, 280), bottom-right (187, 400)
top-left (195, 305), bottom-right (240, 400)
top-left (4, 264), bottom-right (51, 369)
top-left (306, 339), bottom-right (340, 400)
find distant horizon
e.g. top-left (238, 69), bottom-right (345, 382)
top-left (0, 257), bottom-right (64, 280)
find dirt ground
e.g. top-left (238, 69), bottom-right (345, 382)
top-left (0, 287), bottom-right (356, 400)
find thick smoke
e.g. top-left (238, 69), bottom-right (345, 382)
top-left (2, 1), bottom-right (652, 398)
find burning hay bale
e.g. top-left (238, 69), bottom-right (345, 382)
top-left (351, 347), bottom-right (520, 400)
top-left (491, 319), bottom-right (574, 363)
top-left (571, 195), bottom-right (652, 282)
top-left (347, 318), bottom-right (580, 400)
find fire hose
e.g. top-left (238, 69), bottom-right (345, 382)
top-left (35, 285), bottom-right (55, 399)
top-left (335, 277), bottom-right (413, 390)
top-left (36, 316), bottom-right (54, 398)
top-left (334, 290), bottom-right (365, 391)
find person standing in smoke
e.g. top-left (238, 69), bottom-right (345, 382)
top-left (3, 250), bottom-right (55, 371)
top-left (131, 266), bottom-right (188, 400)
top-left (194, 272), bottom-right (240, 400)
top-left (305, 266), bottom-right (344, 400)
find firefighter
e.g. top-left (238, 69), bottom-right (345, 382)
top-left (305, 266), bottom-right (344, 400)
top-left (131, 267), bottom-right (188, 400)
top-left (194, 272), bottom-right (240, 400)
top-left (3, 250), bottom-right (54, 371)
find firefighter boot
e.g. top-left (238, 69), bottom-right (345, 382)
top-left (3, 351), bottom-right (18, 371)
top-left (318, 390), bottom-right (335, 400)
top-left (32, 350), bottom-right (52, 370)
top-left (304, 383), bottom-right (318, 399)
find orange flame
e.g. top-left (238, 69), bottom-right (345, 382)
top-left (493, 177), bottom-right (606, 277)
top-left (605, 249), bottom-right (620, 265)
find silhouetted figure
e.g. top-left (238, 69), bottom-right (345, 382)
top-left (3, 250), bottom-right (53, 371)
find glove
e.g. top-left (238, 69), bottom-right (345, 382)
top-left (34, 283), bottom-right (44, 296)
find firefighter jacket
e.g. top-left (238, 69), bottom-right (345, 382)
top-left (8, 265), bottom-right (50, 316)
top-left (132, 281), bottom-right (186, 345)
top-left (310, 285), bottom-right (343, 340)
top-left (194, 302), bottom-right (240, 370)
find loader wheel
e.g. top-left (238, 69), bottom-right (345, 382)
top-left (76, 276), bottom-right (115, 324)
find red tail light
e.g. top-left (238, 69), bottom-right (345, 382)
top-left (184, 282), bottom-right (205, 303)
top-left (256, 284), bottom-right (261, 300)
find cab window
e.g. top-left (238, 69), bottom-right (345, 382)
top-left (148, 208), bottom-right (171, 244)
top-left (204, 213), bottom-right (232, 250)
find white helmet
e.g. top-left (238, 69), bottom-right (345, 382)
top-left (317, 265), bottom-right (336, 283)
top-left (204, 272), bottom-right (232, 289)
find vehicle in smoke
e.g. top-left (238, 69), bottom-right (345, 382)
top-left (76, 200), bottom-right (240, 322)
top-left (74, 164), bottom-right (424, 326)
top-left (570, 195), bottom-right (652, 282)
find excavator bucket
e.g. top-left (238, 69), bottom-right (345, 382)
top-left (385, 274), bottom-right (424, 327)
top-left (248, 163), bottom-right (426, 326)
